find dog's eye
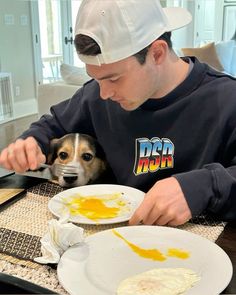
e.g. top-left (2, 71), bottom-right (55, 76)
top-left (82, 153), bottom-right (93, 161)
top-left (59, 152), bottom-right (68, 160)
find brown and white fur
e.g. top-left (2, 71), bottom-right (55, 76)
top-left (47, 133), bottom-right (108, 188)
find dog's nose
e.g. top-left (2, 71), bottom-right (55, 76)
top-left (63, 176), bottom-right (78, 184)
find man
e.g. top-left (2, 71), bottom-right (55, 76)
top-left (1, 0), bottom-right (236, 226)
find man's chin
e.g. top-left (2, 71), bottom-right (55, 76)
top-left (119, 101), bottom-right (139, 111)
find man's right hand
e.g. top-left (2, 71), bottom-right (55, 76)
top-left (0, 137), bottom-right (46, 173)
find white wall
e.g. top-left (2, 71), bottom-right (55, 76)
top-left (0, 0), bottom-right (36, 105)
top-left (161, 0), bottom-right (195, 48)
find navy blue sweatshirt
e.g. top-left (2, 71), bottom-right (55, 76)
top-left (21, 57), bottom-right (236, 220)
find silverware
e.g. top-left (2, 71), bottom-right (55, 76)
top-left (18, 163), bottom-right (78, 180)
top-left (39, 163), bottom-right (78, 177)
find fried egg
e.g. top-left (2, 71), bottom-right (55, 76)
top-left (117, 268), bottom-right (200, 295)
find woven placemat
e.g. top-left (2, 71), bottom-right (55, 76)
top-left (0, 259), bottom-right (68, 294)
top-left (0, 228), bottom-right (41, 260)
top-left (0, 181), bottom-right (228, 294)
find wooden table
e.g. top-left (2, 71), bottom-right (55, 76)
top-left (0, 173), bottom-right (235, 294)
top-left (217, 222), bottom-right (236, 293)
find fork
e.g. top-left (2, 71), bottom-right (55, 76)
top-left (39, 163), bottom-right (78, 177)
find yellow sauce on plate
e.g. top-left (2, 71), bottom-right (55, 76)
top-left (63, 193), bottom-right (128, 221)
top-left (112, 229), bottom-right (189, 261)
top-left (112, 229), bottom-right (166, 261)
top-left (167, 248), bottom-right (190, 259)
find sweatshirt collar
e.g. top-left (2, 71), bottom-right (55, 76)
top-left (140, 57), bottom-right (207, 110)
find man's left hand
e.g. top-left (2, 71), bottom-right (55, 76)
top-left (129, 177), bottom-right (192, 226)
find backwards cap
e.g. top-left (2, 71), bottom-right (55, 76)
top-left (75, 0), bottom-right (192, 65)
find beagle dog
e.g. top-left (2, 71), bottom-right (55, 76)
top-left (47, 133), bottom-right (109, 188)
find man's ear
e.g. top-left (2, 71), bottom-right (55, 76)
top-left (150, 40), bottom-right (168, 65)
top-left (47, 138), bottom-right (60, 164)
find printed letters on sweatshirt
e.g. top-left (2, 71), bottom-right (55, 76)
top-left (133, 137), bottom-right (175, 175)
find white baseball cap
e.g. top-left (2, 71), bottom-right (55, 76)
top-left (75, 0), bottom-right (192, 66)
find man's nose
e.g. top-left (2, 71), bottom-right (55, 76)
top-left (99, 81), bottom-right (115, 100)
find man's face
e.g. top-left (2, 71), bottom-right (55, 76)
top-left (86, 54), bottom-right (159, 111)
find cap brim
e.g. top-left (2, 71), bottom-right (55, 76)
top-left (163, 7), bottom-right (192, 32)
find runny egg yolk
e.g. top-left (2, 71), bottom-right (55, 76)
top-left (167, 248), bottom-right (190, 259)
top-left (112, 229), bottom-right (166, 261)
top-left (73, 198), bottom-right (119, 220)
top-left (64, 193), bottom-right (126, 221)
top-left (112, 230), bottom-right (190, 261)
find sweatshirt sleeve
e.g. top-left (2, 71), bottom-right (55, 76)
top-left (19, 84), bottom-right (95, 156)
top-left (174, 99), bottom-right (236, 221)
top-left (174, 163), bottom-right (236, 220)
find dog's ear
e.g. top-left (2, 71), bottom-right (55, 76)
top-left (93, 139), bottom-right (106, 160)
top-left (47, 138), bottom-right (60, 164)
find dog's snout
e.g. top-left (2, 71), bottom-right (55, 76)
top-left (63, 176), bottom-right (78, 184)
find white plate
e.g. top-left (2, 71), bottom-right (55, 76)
top-left (57, 226), bottom-right (232, 295)
top-left (48, 184), bottom-right (145, 225)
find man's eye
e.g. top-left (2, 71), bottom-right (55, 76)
top-left (82, 153), bottom-right (93, 161)
top-left (59, 152), bottom-right (68, 160)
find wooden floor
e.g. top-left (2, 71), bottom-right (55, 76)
top-left (0, 115), bottom-right (38, 152)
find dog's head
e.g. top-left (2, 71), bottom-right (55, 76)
top-left (47, 133), bottom-right (107, 188)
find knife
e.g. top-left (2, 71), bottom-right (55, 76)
top-left (17, 169), bottom-right (53, 180)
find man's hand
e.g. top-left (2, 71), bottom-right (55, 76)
top-left (129, 177), bottom-right (192, 226)
top-left (0, 137), bottom-right (46, 173)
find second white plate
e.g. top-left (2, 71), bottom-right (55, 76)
top-left (57, 226), bottom-right (233, 295)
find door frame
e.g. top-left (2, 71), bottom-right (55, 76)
top-left (30, 1), bottom-right (43, 85)
top-left (61, 0), bottom-right (74, 65)
top-left (30, 0), bottom-right (74, 85)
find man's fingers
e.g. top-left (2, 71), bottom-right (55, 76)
top-left (142, 205), bottom-right (162, 225)
top-left (167, 215), bottom-right (191, 227)
top-left (129, 208), bottom-right (143, 225)
top-left (36, 151), bottom-right (46, 166)
top-left (4, 143), bottom-right (27, 172)
top-left (154, 215), bottom-right (172, 226)
top-left (129, 193), bottom-right (155, 225)
top-left (0, 137), bottom-right (45, 173)
top-left (24, 137), bottom-right (43, 170)
top-left (0, 148), bottom-right (13, 170)
top-left (12, 140), bottom-right (30, 171)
